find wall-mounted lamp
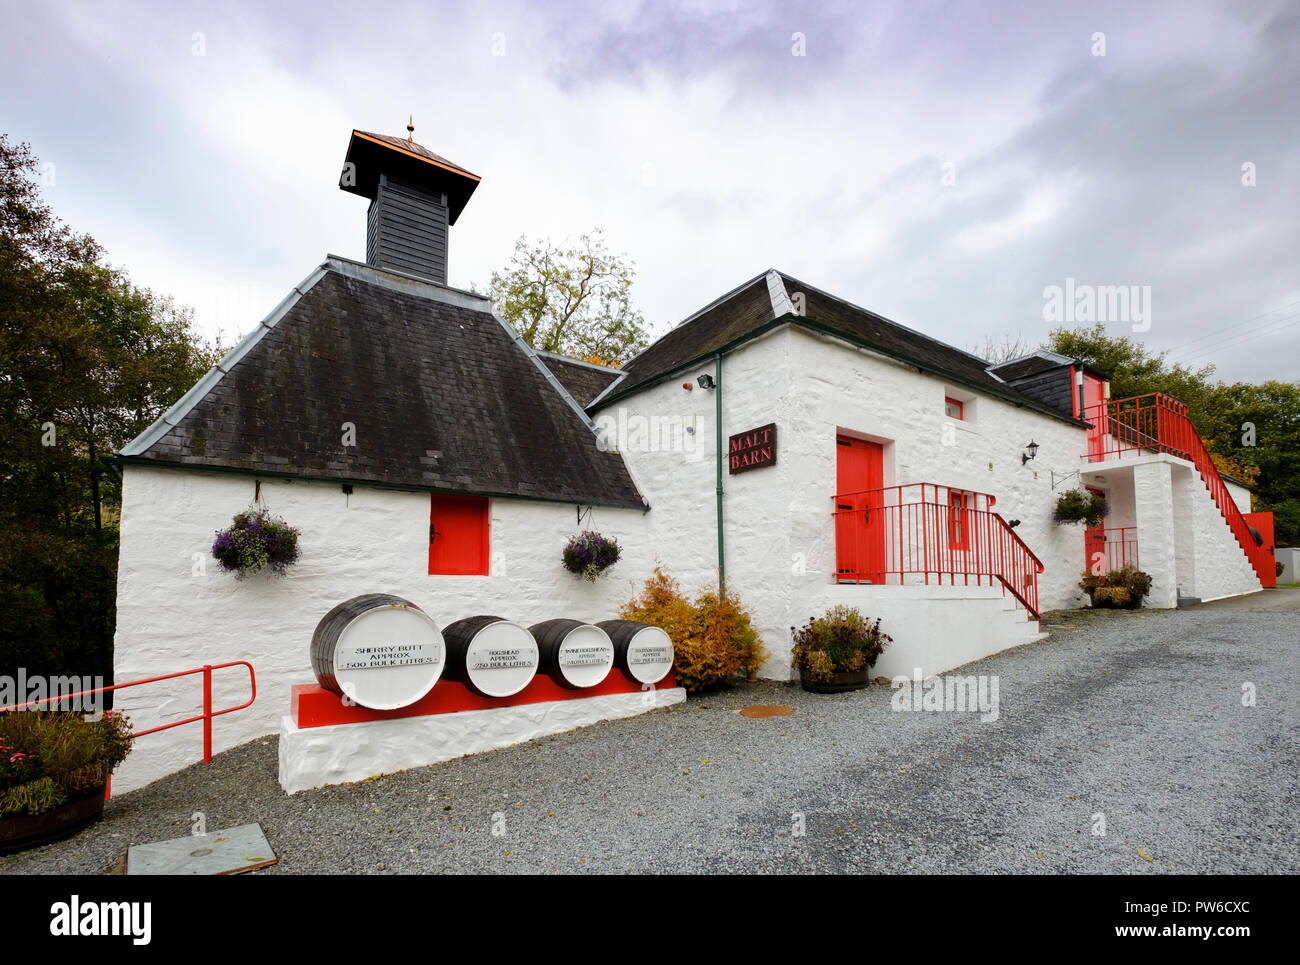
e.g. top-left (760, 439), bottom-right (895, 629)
top-left (1021, 440), bottom-right (1039, 465)
top-left (1007, 519), bottom-right (1021, 528)
top-left (697, 374), bottom-right (716, 390)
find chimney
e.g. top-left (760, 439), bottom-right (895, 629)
top-left (339, 123), bottom-right (480, 285)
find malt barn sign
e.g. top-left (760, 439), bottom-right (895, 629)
top-left (729, 423), bottom-right (777, 474)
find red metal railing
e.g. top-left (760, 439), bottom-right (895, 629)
top-left (1082, 393), bottom-right (1273, 586)
top-left (1088, 526), bottom-right (1139, 572)
top-left (0, 662), bottom-right (257, 798)
top-left (833, 482), bottom-right (1044, 618)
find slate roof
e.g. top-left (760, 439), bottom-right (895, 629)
top-left (119, 256), bottom-right (646, 509)
top-left (598, 270), bottom-right (1085, 426)
top-left (987, 352), bottom-right (1074, 382)
top-left (535, 351), bottom-right (622, 406)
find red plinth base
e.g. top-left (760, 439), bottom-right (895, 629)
top-left (291, 669), bottom-right (677, 729)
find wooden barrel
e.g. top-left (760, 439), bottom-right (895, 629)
top-left (442, 616), bottom-right (539, 698)
top-left (529, 619), bottom-right (614, 689)
top-left (596, 620), bottom-right (675, 684)
top-left (311, 594), bottom-right (445, 710)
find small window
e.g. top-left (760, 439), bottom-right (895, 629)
top-left (429, 494), bottom-right (489, 575)
top-left (948, 490), bottom-right (969, 550)
top-left (945, 397), bottom-right (964, 420)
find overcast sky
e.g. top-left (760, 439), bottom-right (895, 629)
top-left (3, 0), bottom-right (1297, 382)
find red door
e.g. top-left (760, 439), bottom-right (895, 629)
top-left (835, 437), bottom-right (884, 583)
top-left (429, 494), bottom-right (490, 575)
top-left (1083, 485), bottom-right (1106, 574)
top-left (1082, 373), bottom-right (1107, 460)
top-left (1243, 511), bottom-right (1276, 589)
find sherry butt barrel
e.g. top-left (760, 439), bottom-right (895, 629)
top-left (596, 620), bottom-right (675, 685)
top-left (442, 616), bottom-right (539, 698)
top-left (528, 619), bottom-right (614, 689)
top-left (311, 594), bottom-right (445, 710)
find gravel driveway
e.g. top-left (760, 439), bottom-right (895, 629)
top-left (5, 589), bottom-right (1297, 875)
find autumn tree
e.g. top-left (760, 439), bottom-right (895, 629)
top-left (488, 229), bottom-right (650, 365)
top-left (0, 134), bottom-right (218, 682)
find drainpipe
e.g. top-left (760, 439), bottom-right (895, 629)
top-left (714, 352), bottom-right (725, 592)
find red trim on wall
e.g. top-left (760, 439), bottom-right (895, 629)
top-left (944, 397), bottom-right (964, 420)
top-left (292, 668), bottom-right (677, 729)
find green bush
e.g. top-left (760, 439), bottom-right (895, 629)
top-left (0, 711), bottom-right (133, 817)
top-left (1054, 489), bottom-right (1107, 528)
top-left (790, 606), bottom-right (892, 683)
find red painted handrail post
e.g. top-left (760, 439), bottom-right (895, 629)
top-left (202, 664), bottom-right (213, 764)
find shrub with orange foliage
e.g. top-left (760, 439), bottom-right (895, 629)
top-left (620, 567), bottom-right (766, 691)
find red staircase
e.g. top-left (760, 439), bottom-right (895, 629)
top-left (1083, 393), bottom-right (1274, 588)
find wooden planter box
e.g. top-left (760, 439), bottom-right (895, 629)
top-left (799, 666), bottom-right (874, 694)
top-left (0, 784), bottom-right (106, 856)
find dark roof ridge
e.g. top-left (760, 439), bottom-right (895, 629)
top-left (533, 348), bottom-right (621, 374)
top-left (777, 270), bottom-right (998, 368)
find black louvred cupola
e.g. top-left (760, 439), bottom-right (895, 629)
top-left (339, 122), bottom-right (480, 285)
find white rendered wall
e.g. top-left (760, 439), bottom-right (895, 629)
top-left (1132, 461), bottom-right (1178, 608)
top-left (279, 687), bottom-right (686, 794)
top-left (607, 326), bottom-right (1086, 683)
top-left (1188, 466), bottom-right (1261, 601)
top-left (112, 465), bottom-right (653, 792)
top-left (1223, 478), bottom-right (1253, 517)
top-left (782, 328), bottom-right (1087, 616)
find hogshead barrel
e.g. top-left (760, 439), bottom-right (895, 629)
top-left (529, 619), bottom-right (615, 689)
top-left (442, 616), bottom-right (539, 698)
top-left (596, 620), bottom-right (675, 685)
top-left (311, 594), bottom-right (445, 710)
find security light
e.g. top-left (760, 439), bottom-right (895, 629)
top-left (697, 374), bottom-right (716, 390)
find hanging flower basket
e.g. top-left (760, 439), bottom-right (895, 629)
top-left (1053, 489), bottom-right (1107, 528)
top-left (212, 506), bottom-right (301, 578)
top-left (562, 531), bottom-right (622, 582)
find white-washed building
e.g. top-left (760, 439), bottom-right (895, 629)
top-left (110, 130), bottom-right (1273, 792)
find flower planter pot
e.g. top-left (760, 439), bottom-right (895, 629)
top-left (799, 666), bottom-right (873, 694)
top-left (0, 784), bottom-right (106, 856)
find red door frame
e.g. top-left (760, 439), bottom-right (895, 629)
top-left (1083, 485), bottom-right (1106, 574)
top-left (836, 436), bottom-right (885, 583)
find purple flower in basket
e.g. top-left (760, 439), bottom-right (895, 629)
top-left (212, 505), bottom-right (301, 578)
top-left (562, 530), bottom-right (622, 582)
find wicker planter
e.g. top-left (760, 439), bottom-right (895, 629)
top-left (0, 784), bottom-right (106, 856)
top-left (799, 666), bottom-right (874, 694)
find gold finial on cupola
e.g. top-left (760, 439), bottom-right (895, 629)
top-left (407, 115), bottom-right (415, 142)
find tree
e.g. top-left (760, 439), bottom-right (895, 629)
top-left (488, 229), bottom-right (650, 365)
top-left (968, 332), bottom-right (1030, 363)
top-left (0, 134), bottom-right (218, 683)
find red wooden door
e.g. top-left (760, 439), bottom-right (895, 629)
top-left (429, 494), bottom-right (489, 575)
top-left (1243, 511), bottom-right (1276, 589)
top-left (1082, 373), bottom-right (1107, 460)
top-left (835, 437), bottom-right (884, 583)
top-left (1083, 485), bottom-right (1106, 574)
